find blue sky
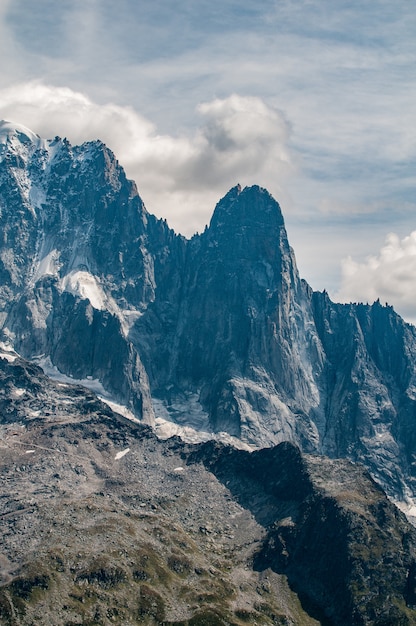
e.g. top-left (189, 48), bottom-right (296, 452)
top-left (1, 0), bottom-right (415, 320)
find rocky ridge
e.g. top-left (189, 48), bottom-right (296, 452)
top-left (1, 121), bottom-right (416, 509)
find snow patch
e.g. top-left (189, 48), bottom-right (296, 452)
top-left (34, 356), bottom-right (108, 396)
top-left (100, 398), bottom-right (139, 423)
top-left (0, 120), bottom-right (43, 147)
top-left (0, 342), bottom-right (18, 362)
top-left (115, 448), bottom-right (130, 460)
top-left (394, 499), bottom-right (416, 526)
top-left (120, 310), bottom-right (143, 334)
top-left (34, 249), bottom-right (61, 281)
top-left (61, 270), bottom-right (106, 310)
top-left (29, 184), bottom-right (46, 211)
top-left (154, 417), bottom-right (212, 443)
top-left (13, 388), bottom-right (26, 398)
top-left (32, 356), bottom-right (142, 424)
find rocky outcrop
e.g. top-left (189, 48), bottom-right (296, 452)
top-left (310, 292), bottom-right (416, 499)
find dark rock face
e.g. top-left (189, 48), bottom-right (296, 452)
top-left (310, 292), bottom-right (416, 498)
top-left (135, 185), bottom-right (325, 448)
top-left (176, 187), bottom-right (312, 411)
top-left (187, 440), bottom-right (416, 625)
top-left (0, 122), bottom-right (166, 422)
top-left (2, 122), bottom-right (416, 504)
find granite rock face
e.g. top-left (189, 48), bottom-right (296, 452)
top-left (2, 122), bottom-right (416, 504)
top-left (0, 121), bottom-right (167, 423)
top-left (136, 185), bottom-right (324, 449)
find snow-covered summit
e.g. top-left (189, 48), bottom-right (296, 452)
top-left (0, 120), bottom-right (49, 165)
top-left (0, 120), bottom-right (43, 146)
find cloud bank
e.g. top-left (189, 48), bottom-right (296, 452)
top-left (0, 82), bottom-right (292, 235)
top-left (335, 232), bottom-right (416, 324)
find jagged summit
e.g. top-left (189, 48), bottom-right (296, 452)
top-left (209, 183), bottom-right (285, 234)
top-left (0, 120), bottom-right (122, 176)
top-left (0, 119), bottom-right (41, 144)
top-left (0, 120), bottom-right (48, 164)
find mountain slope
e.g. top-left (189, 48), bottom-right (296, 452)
top-left (1, 351), bottom-right (416, 625)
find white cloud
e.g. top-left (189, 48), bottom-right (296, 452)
top-left (177, 95), bottom-right (292, 190)
top-left (334, 232), bottom-right (416, 324)
top-left (0, 82), bottom-right (293, 235)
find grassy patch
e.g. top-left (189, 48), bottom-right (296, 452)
top-left (167, 553), bottom-right (192, 577)
top-left (132, 544), bottom-right (173, 585)
top-left (138, 584), bottom-right (166, 622)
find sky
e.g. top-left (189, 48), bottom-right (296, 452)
top-left (0, 0), bottom-right (415, 321)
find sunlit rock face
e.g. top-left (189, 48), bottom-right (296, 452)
top-left (137, 184), bottom-right (326, 449)
top-left (2, 121), bottom-right (416, 502)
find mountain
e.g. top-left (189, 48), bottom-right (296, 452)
top-left (2, 120), bottom-right (416, 510)
top-left (1, 350), bottom-right (416, 625)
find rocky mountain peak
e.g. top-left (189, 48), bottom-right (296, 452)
top-left (203, 184), bottom-right (293, 291)
top-left (0, 119), bottom-right (41, 146)
top-left (3, 126), bottom-right (416, 516)
top-left (0, 120), bottom-right (47, 168)
top-left (209, 184), bottom-right (285, 236)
